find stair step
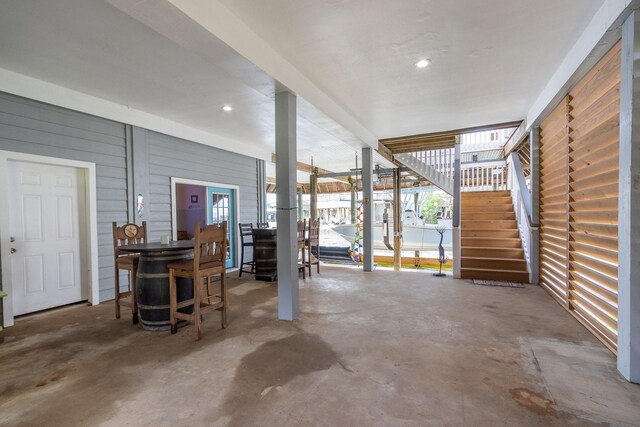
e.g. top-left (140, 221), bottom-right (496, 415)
top-left (461, 197), bottom-right (513, 206)
top-left (461, 268), bottom-right (529, 283)
top-left (461, 229), bottom-right (520, 238)
top-left (462, 247), bottom-right (525, 259)
top-left (461, 191), bottom-right (511, 198)
top-left (461, 237), bottom-right (522, 248)
top-left (461, 212), bottom-right (515, 221)
top-left (461, 257), bottom-right (527, 270)
top-left (461, 220), bottom-right (518, 229)
top-left (462, 204), bottom-right (514, 213)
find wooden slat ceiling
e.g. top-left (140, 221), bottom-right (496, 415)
top-left (380, 121), bottom-right (522, 154)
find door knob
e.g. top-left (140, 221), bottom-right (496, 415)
top-left (10, 248), bottom-right (17, 254)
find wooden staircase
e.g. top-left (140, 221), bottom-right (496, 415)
top-left (460, 190), bottom-right (529, 283)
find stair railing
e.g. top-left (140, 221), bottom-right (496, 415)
top-left (410, 148), bottom-right (454, 178)
top-left (460, 160), bottom-right (508, 192)
top-left (507, 152), bottom-right (532, 272)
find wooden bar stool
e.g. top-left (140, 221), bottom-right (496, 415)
top-left (169, 221), bottom-right (227, 340)
top-left (306, 218), bottom-right (320, 276)
top-left (238, 223), bottom-right (254, 277)
top-left (297, 219), bottom-right (307, 279)
top-left (112, 221), bottom-right (147, 324)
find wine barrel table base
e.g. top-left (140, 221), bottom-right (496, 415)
top-left (118, 241), bottom-right (195, 331)
top-left (252, 228), bottom-right (277, 282)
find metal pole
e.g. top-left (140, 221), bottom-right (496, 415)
top-left (362, 147), bottom-right (374, 271)
top-left (393, 167), bottom-right (402, 271)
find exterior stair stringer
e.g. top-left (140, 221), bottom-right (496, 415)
top-left (395, 153), bottom-right (454, 195)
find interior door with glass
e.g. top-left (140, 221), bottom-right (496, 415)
top-left (207, 187), bottom-right (235, 268)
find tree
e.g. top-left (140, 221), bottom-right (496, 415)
top-left (420, 191), bottom-right (451, 224)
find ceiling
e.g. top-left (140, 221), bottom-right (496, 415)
top-left (0, 0), bottom-right (605, 180)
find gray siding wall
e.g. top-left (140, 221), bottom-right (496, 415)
top-left (0, 93), bottom-right (129, 306)
top-left (0, 92), bottom-right (259, 309)
top-left (146, 130), bottom-right (259, 240)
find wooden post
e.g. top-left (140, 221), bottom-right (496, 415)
top-left (529, 127), bottom-right (540, 285)
top-left (393, 167), bottom-right (402, 271)
top-left (453, 137), bottom-right (461, 278)
top-left (310, 172), bottom-right (318, 220)
top-left (414, 192), bottom-right (420, 267)
top-left (350, 181), bottom-right (357, 224)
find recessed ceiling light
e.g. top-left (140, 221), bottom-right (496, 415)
top-left (415, 59), bottom-right (431, 69)
top-left (222, 105), bottom-right (233, 112)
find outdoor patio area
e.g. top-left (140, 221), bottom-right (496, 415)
top-left (1, 266), bottom-right (638, 426)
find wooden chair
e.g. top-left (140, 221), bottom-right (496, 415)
top-left (306, 218), bottom-right (320, 276)
top-left (297, 219), bottom-right (306, 279)
top-left (169, 221), bottom-right (227, 340)
top-left (238, 223), bottom-right (254, 277)
top-left (112, 221), bottom-right (147, 324)
top-left (256, 222), bottom-right (269, 229)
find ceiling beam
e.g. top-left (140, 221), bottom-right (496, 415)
top-left (380, 120), bottom-right (522, 143)
top-left (503, 121), bottom-right (528, 157)
top-left (271, 153), bottom-right (350, 183)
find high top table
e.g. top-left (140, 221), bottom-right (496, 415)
top-left (118, 240), bottom-right (194, 331)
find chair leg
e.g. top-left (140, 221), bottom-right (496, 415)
top-left (131, 264), bottom-right (139, 325)
top-left (239, 246), bottom-right (245, 277)
top-left (317, 245), bottom-right (320, 274)
top-left (301, 245), bottom-right (306, 279)
top-left (114, 266), bottom-right (121, 319)
top-left (221, 273), bottom-right (227, 329)
top-left (169, 269), bottom-right (177, 334)
top-left (307, 245), bottom-right (312, 277)
top-left (194, 272), bottom-right (202, 341)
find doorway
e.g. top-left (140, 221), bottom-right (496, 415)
top-left (0, 151), bottom-right (100, 327)
top-left (171, 178), bottom-right (239, 269)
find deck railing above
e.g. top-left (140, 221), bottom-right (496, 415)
top-left (460, 160), bottom-right (508, 192)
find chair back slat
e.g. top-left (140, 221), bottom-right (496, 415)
top-left (113, 222), bottom-right (147, 257)
top-left (297, 219), bottom-right (306, 246)
top-left (238, 223), bottom-right (253, 237)
top-left (194, 221), bottom-right (227, 269)
top-left (308, 218), bottom-right (320, 242)
top-left (256, 222), bottom-right (269, 229)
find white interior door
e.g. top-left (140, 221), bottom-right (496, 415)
top-left (8, 161), bottom-right (86, 315)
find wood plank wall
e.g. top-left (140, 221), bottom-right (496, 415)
top-left (539, 42), bottom-right (621, 353)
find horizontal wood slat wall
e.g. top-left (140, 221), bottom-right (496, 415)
top-left (539, 41), bottom-right (620, 353)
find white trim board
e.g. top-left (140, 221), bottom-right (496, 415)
top-left (0, 151), bottom-right (100, 328)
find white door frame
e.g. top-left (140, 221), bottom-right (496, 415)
top-left (0, 151), bottom-right (100, 327)
top-left (170, 177), bottom-right (240, 270)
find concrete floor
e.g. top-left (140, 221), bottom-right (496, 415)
top-left (1, 266), bottom-right (639, 426)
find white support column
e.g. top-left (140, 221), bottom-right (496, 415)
top-left (297, 187), bottom-right (304, 220)
top-left (362, 147), bottom-right (374, 271)
top-left (529, 127), bottom-right (541, 285)
top-left (618, 11), bottom-right (640, 383)
top-left (453, 141), bottom-right (461, 278)
top-left (275, 91), bottom-right (298, 321)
